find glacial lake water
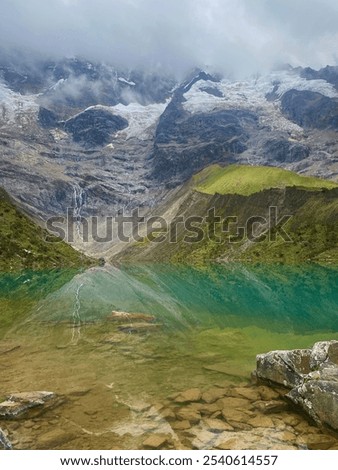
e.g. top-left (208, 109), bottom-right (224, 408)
top-left (1, 263), bottom-right (338, 449)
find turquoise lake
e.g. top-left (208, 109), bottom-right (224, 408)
top-left (1, 263), bottom-right (338, 449)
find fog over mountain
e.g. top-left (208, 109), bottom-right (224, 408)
top-left (1, 0), bottom-right (338, 76)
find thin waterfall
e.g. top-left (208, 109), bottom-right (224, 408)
top-left (72, 184), bottom-right (86, 237)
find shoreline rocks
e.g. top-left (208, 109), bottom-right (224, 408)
top-left (0, 391), bottom-right (62, 420)
top-left (256, 341), bottom-right (338, 431)
top-left (153, 381), bottom-right (338, 450)
top-left (0, 427), bottom-right (12, 450)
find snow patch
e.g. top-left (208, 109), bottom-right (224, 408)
top-left (0, 82), bottom-right (39, 125)
top-left (182, 70), bottom-right (338, 135)
top-left (112, 101), bottom-right (168, 140)
top-left (72, 101), bottom-right (167, 140)
top-left (118, 77), bottom-right (136, 86)
top-left (48, 78), bottom-right (66, 91)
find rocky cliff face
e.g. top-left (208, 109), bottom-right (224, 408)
top-left (64, 108), bottom-right (129, 146)
top-left (281, 89), bottom-right (338, 129)
top-left (1, 56), bottom-right (338, 249)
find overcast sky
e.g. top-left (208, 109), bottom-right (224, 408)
top-left (1, 0), bottom-right (338, 76)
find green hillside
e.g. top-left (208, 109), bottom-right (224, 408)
top-left (115, 165), bottom-right (338, 265)
top-left (193, 164), bottom-right (338, 196)
top-left (0, 188), bottom-right (92, 271)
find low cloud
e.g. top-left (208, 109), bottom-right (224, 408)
top-left (1, 0), bottom-right (338, 76)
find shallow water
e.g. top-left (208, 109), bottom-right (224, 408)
top-left (1, 263), bottom-right (338, 449)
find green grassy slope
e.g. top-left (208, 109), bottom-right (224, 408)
top-left (193, 164), bottom-right (338, 196)
top-left (0, 188), bottom-right (93, 271)
top-left (115, 165), bottom-right (338, 265)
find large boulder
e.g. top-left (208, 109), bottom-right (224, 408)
top-left (256, 348), bottom-right (311, 387)
top-left (256, 341), bottom-right (338, 431)
top-left (288, 368), bottom-right (338, 429)
top-left (0, 391), bottom-right (61, 419)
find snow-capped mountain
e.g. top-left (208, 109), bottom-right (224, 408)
top-left (1, 56), bottom-right (338, 225)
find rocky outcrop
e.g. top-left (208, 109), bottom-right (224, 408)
top-left (64, 108), bottom-right (128, 146)
top-left (256, 341), bottom-right (338, 431)
top-left (0, 391), bottom-right (62, 419)
top-left (300, 65), bottom-right (338, 90)
top-left (262, 138), bottom-right (310, 163)
top-left (0, 427), bottom-right (12, 450)
top-left (38, 107), bottom-right (59, 129)
top-left (148, 71), bottom-right (257, 184)
top-left (281, 89), bottom-right (338, 129)
top-left (151, 106), bottom-right (256, 183)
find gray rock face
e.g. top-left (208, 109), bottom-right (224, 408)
top-left (256, 348), bottom-right (311, 388)
top-left (151, 83), bottom-right (256, 183)
top-left (288, 372), bottom-right (338, 429)
top-left (256, 341), bottom-right (338, 430)
top-left (300, 65), bottom-right (338, 90)
top-left (262, 138), bottom-right (310, 163)
top-left (281, 89), bottom-right (338, 129)
top-left (64, 108), bottom-right (128, 146)
top-left (38, 107), bottom-right (59, 129)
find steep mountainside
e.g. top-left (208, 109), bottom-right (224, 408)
top-left (1, 56), bottom-right (338, 254)
top-left (0, 188), bottom-right (92, 271)
top-left (115, 165), bottom-right (338, 264)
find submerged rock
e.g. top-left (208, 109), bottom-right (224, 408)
top-left (117, 323), bottom-right (162, 334)
top-left (0, 342), bottom-right (21, 356)
top-left (203, 418), bottom-right (234, 433)
top-left (256, 340), bottom-right (338, 431)
top-left (37, 429), bottom-right (77, 450)
top-left (174, 388), bottom-right (202, 403)
top-left (0, 391), bottom-right (61, 419)
top-left (142, 435), bottom-right (168, 449)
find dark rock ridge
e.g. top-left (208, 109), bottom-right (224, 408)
top-left (281, 89), bottom-right (338, 129)
top-left (300, 65), bottom-right (338, 90)
top-left (262, 138), bottom-right (310, 163)
top-left (64, 108), bottom-right (129, 146)
top-left (150, 72), bottom-right (257, 184)
top-left (256, 341), bottom-right (338, 431)
top-left (38, 107), bottom-right (59, 129)
top-left (151, 109), bottom-right (253, 184)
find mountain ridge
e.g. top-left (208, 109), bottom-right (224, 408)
top-left (1, 56), bottom-right (338, 260)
